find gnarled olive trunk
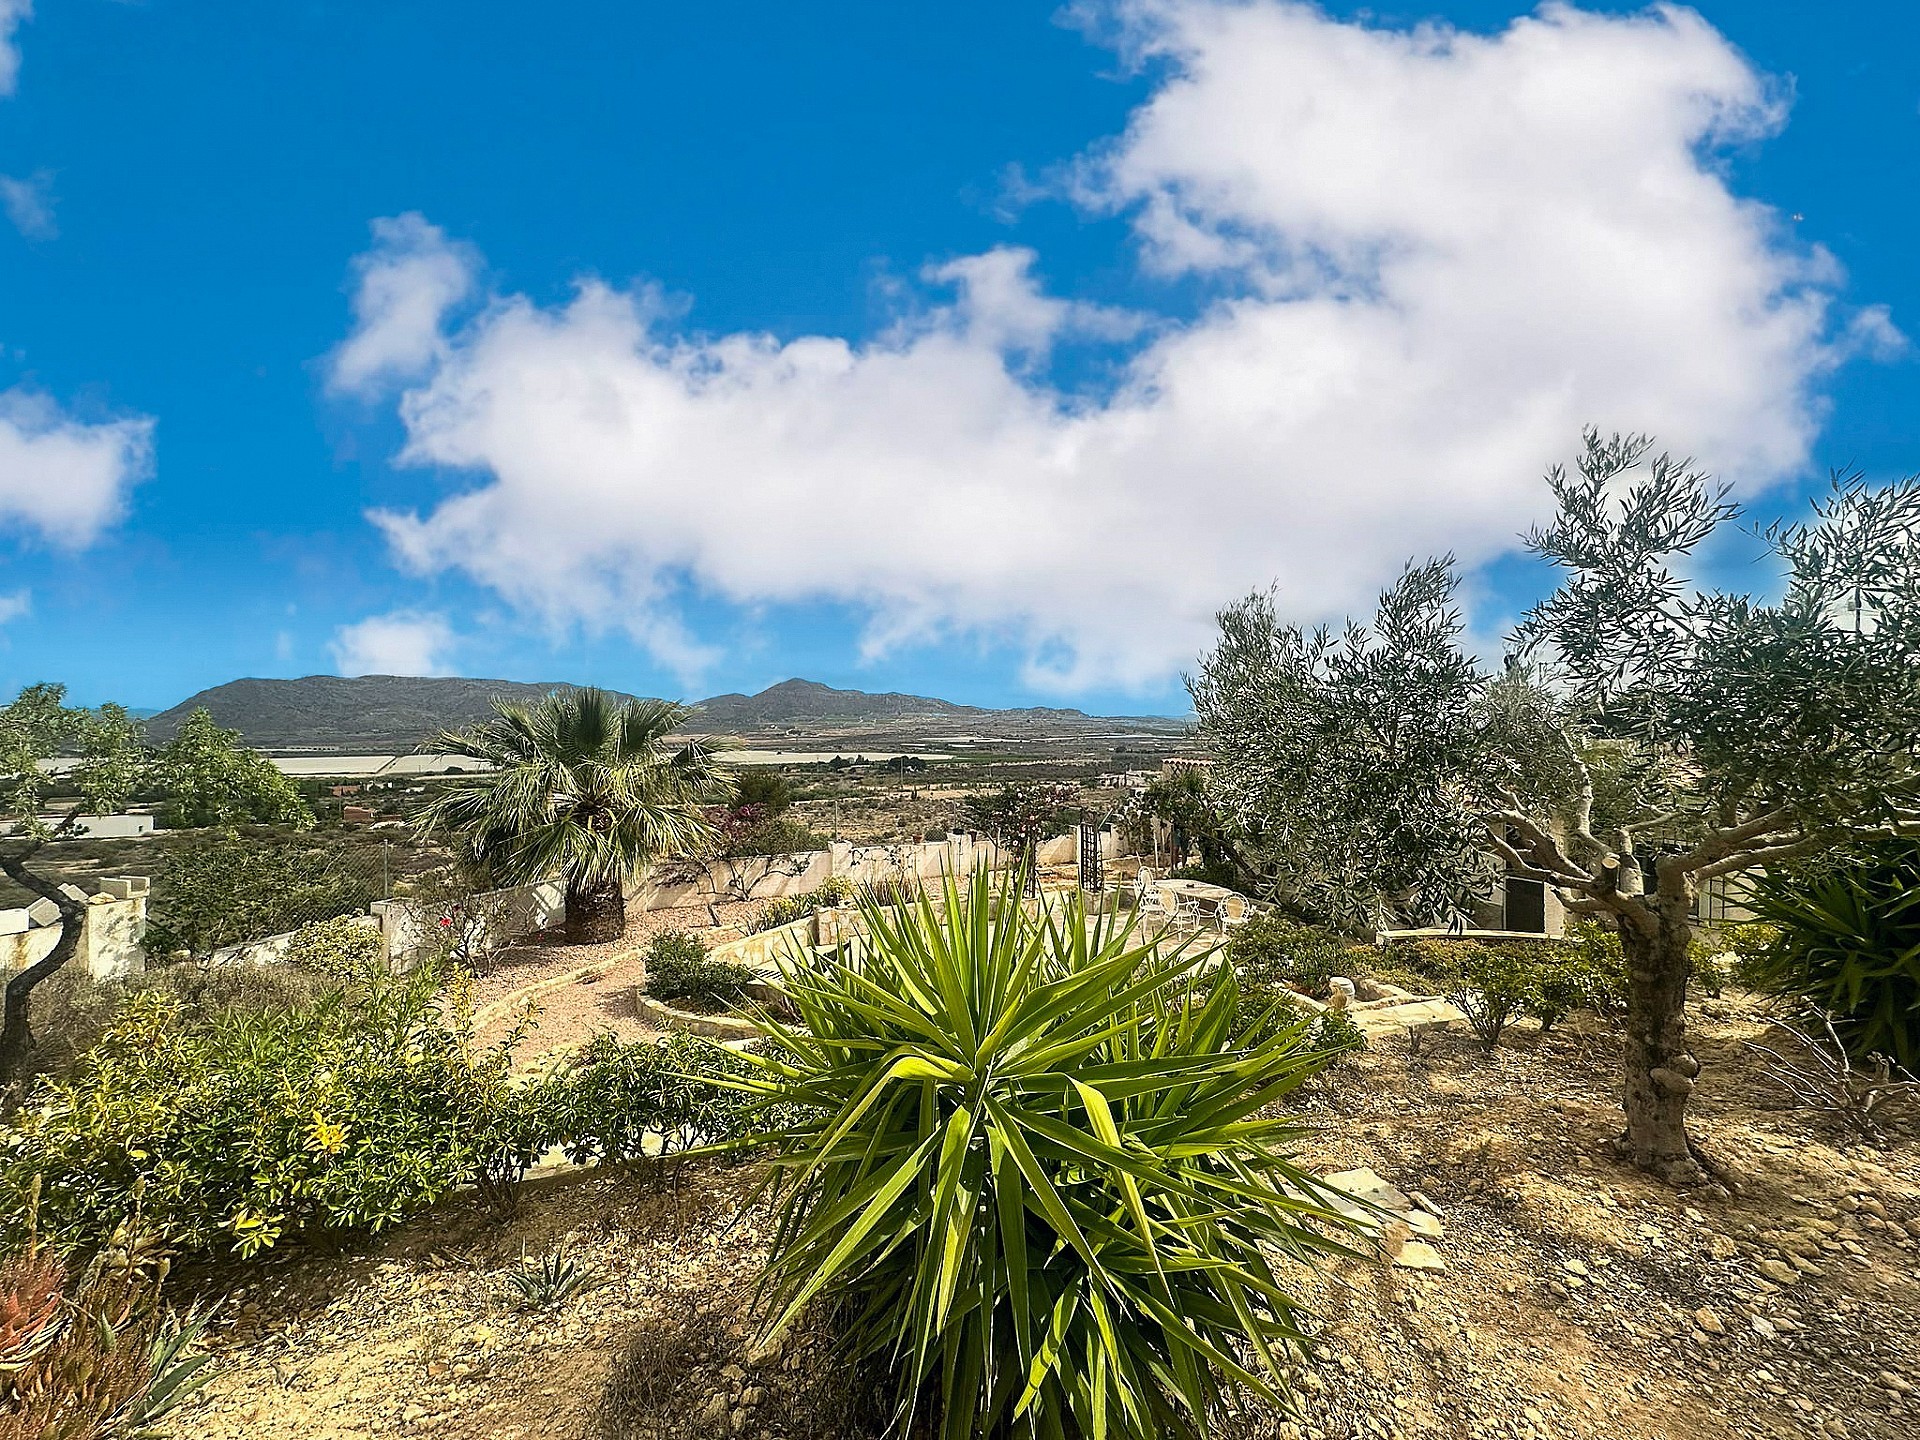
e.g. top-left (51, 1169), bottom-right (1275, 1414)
top-left (1616, 894), bottom-right (1703, 1183)
top-left (564, 879), bottom-right (626, 945)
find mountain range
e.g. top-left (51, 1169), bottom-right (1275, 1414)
top-left (143, 675), bottom-right (1128, 752)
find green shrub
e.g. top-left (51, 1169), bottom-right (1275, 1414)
top-left (1385, 930), bottom-right (1629, 1036)
top-left (724, 872), bottom-right (1354, 1440)
top-left (129, 960), bottom-right (329, 1023)
top-left (282, 916), bottom-right (385, 978)
top-left (1718, 919), bottom-right (1784, 990)
top-left (1227, 912), bottom-right (1351, 997)
top-left (750, 876), bottom-right (854, 934)
top-left (1745, 841), bottom-right (1920, 1070)
top-left (1, 963), bottom-right (528, 1258)
top-left (642, 931), bottom-right (755, 1011)
top-left (1441, 941), bottom-right (1530, 1050)
top-left (1239, 984), bottom-right (1367, 1060)
top-left (532, 1031), bottom-right (775, 1163)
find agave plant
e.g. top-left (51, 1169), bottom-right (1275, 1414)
top-left (719, 870), bottom-right (1358, 1440)
top-left (501, 1243), bottom-right (605, 1310)
top-left (1746, 840), bottom-right (1920, 1071)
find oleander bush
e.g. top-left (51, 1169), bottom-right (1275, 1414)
top-left (0, 963), bottom-right (528, 1258)
top-left (721, 871), bottom-right (1357, 1440)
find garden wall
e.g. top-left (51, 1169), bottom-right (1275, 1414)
top-left (0, 877), bottom-right (150, 981)
top-left (630, 828), bottom-right (1121, 911)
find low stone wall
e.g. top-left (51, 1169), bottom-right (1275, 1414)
top-left (0, 878), bottom-right (150, 981)
top-left (631, 828), bottom-right (1125, 912)
top-left (704, 915), bottom-right (818, 973)
top-left (630, 993), bottom-right (763, 1041)
top-left (371, 880), bottom-right (566, 966)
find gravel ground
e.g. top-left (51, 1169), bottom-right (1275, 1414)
top-left (161, 991), bottom-right (1920, 1440)
top-left (468, 899), bottom-right (769, 1060)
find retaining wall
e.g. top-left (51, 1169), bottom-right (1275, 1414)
top-left (0, 877), bottom-right (150, 981)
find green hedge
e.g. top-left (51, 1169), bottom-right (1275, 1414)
top-left (2, 966), bottom-right (777, 1259)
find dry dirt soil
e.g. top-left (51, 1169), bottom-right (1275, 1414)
top-left (159, 994), bottom-right (1920, 1440)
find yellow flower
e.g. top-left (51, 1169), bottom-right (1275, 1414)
top-left (307, 1111), bottom-right (349, 1156)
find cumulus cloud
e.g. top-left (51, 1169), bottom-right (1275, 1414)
top-left (329, 611), bottom-right (455, 677)
top-left (0, 0), bottom-right (29, 98)
top-left (0, 391), bottom-right (153, 546)
top-left (0, 589), bottom-right (27, 627)
top-left (0, 171), bottom-right (53, 239)
top-left (346, 1), bottom-right (1879, 691)
top-left (328, 213), bottom-right (479, 396)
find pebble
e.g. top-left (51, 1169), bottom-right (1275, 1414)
top-left (1692, 1308), bottom-right (1725, 1335)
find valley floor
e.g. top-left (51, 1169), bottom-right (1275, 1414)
top-left (161, 994), bottom-right (1919, 1440)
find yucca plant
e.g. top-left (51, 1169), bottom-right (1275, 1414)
top-left (1746, 840), bottom-right (1920, 1071)
top-left (717, 870), bottom-right (1358, 1440)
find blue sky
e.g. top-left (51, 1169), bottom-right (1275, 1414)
top-left (0, 1), bottom-right (1914, 717)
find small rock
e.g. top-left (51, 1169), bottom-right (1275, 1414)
top-left (1693, 1307), bottom-right (1725, 1335)
top-left (1756, 1258), bottom-right (1798, 1285)
top-left (1561, 1259), bottom-right (1590, 1278)
top-left (1393, 1241), bottom-right (1444, 1271)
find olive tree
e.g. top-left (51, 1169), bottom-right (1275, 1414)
top-left (0, 685), bottom-right (145, 1079)
top-left (1198, 432), bottom-right (1920, 1181)
top-left (1191, 558), bottom-right (1495, 934)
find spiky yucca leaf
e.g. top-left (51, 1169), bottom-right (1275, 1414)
top-left (1747, 840), bottom-right (1920, 1070)
top-left (717, 870), bottom-right (1358, 1440)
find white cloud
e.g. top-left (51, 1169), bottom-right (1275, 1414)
top-left (346, 1), bottom-right (1878, 691)
top-left (0, 170), bottom-right (52, 239)
top-left (0, 390), bottom-right (152, 546)
top-left (329, 611), bottom-right (455, 677)
top-left (0, 0), bottom-right (30, 98)
top-left (328, 213), bottom-right (478, 397)
top-left (0, 589), bottom-right (27, 626)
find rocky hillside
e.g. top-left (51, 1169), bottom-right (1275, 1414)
top-left (143, 674), bottom-right (1120, 752)
top-left (142, 676), bottom-right (651, 752)
top-left (688, 677), bottom-right (1086, 729)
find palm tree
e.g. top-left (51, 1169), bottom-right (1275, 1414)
top-left (417, 689), bottom-right (731, 943)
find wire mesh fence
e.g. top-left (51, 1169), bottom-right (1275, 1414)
top-left (1, 825), bottom-right (455, 957)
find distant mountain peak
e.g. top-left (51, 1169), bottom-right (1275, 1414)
top-left (688, 678), bottom-right (1087, 727)
top-left (143, 673), bottom-right (1132, 753)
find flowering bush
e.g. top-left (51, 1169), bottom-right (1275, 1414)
top-left (1, 964), bottom-right (530, 1258)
